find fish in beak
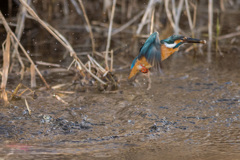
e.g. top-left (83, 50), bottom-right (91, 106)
top-left (182, 37), bottom-right (206, 44)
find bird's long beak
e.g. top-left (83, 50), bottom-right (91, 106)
top-left (183, 37), bottom-right (206, 44)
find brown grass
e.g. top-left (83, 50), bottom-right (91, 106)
top-left (0, 0), bottom-right (238, 105)
top-left (1, 32), bottom-right (11, 105)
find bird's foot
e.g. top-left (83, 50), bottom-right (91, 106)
top-left (147, 79), bottom-right (151, 90)
top-left (147, 71), bottom-right (152, 90)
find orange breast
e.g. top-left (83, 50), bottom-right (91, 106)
top-left (161, 41), bottom-right (180, 61)
top-left (128, 56), bottom-right (152, 79)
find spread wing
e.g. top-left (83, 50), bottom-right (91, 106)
top-left (134, 32), bottom-right (161, 70)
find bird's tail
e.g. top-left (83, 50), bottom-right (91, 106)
top-left (128, 64), bottom-right (139, 79)
top-left (128, 57), bottom-right (138, 79)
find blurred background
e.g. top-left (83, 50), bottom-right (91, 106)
top-left (0, 0), bottom-right (240, 84)
top-left (1, 1), bottom-right (240, 159)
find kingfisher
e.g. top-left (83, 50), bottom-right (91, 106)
top-left (128, 32), bottom-right (206, 79)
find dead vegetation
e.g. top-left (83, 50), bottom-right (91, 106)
top-left (0, 0), bottom-right (239, 106)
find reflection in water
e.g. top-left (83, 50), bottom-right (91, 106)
top-left (1, 3), bottom-right (240, 160)
top-left (208, 41), bottom-right (212, 63)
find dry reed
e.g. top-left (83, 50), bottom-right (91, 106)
top-left (217, 31), bottom-right (240, 40)
top-left (1, 32), bottom-right (11, 105)
top-left (0, 0), bottom-right (238, 100)
top-left (136, 0), bottom-right (155, 35)
top-left (18, 0), bottom-right (106, 85)
top-left (12, 0), bottom-right (28, 80)
top-left (150, 7), bottom-right (155, 34)
top-left (165, 0), bottom-right (184, 35)
top-left (208, 0), bottom-right (213, 63)
top-left (25, 98), bottom-right (31, 115)
top-left (78, 0), bottom-right (96, 55)
top-left (30, 64), bottom-right (36, 88)
top-left (112, 10), bottom-right (144, 35)
top-left (10, 83), bottom-right (22, 100)
top-left (105, 0), bottom-right (117, 71)
top-left (0, 11), bottom-right (50, 89)
top-left (185, 0), bottom-right (194, 36)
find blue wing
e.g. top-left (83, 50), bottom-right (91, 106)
top-left (130, 57), bottom-right (138, 69)
top-left (130, 32), bottom-right (161, 70)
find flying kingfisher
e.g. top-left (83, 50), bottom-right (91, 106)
top-left (128, 32), bottom-right (206, 80)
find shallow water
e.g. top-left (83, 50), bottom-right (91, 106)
top-left (1, 3), bottom-right (240, 159)
top-left (1, 52), bottom-right (240, 159)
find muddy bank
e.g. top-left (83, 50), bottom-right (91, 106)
top-left (0, 1), bottom-right (240, 159)
top-left (1, 53), bottom-right (240, 159)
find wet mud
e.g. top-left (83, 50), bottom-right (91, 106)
top-left (1, 52), bottom-right (240, 159)
top-left (1, 2), bottom-right (240, 159)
